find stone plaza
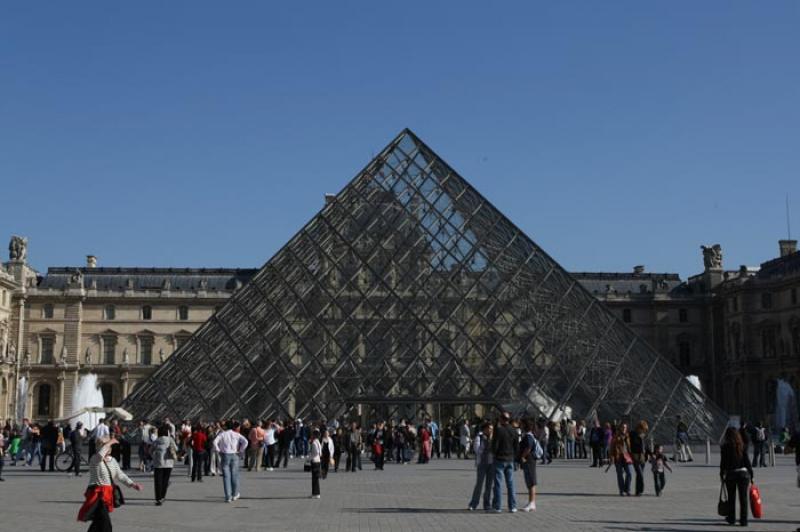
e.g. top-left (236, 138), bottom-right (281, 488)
top-left (1, 452), bottom-right (797, 531)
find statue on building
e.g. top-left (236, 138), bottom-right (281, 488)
top-left (23, 350), bottom-right (30, 366)
top-left (199, 278), bottom-right (208, 290)
top-left (701, 244), bottom-right (723, 270)
top-left (7, 341), bottom-right (16, 363)
top-left (8, 235), bottom-right (28, 261)
top-left (159, 348), bottom-right (165, 363)
top-left (59, 344), bottom-right (68, 365)
top-left (85, 347), bottom-right (92, 366)
top-left (69, 269), bottom-right (83, 286)
top-left (122, 348), bottom-right (129, 365)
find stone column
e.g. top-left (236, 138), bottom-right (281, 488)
top-left (57, 371), bottom-right (66, 418)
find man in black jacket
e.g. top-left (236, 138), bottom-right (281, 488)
top-left (39, 420), bottom-right (59, 472)
top-left (68, 421), bottom-right (84, 476)
top-left (491, 412), bottom-right (518, 513)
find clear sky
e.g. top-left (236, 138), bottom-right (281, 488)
top-left (2, 2), bottom-right (798, 279)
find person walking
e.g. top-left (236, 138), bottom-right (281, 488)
top-left (68, 422), bottom-right (85, 477)
top-left (347, 422), bottom-right (362, 472)
top-left (213, 420), bottom-right (249, 503)
top-left (77, 436), bottom-right (143, 532)
top-left (372, 422), bottom-right (386, 470)
top-left (720, 426), bottom-right (754, 527)
top-left (649, 444), bottom-right (672, 496)
top-left (576, 420), bottom-right (587, 460)
top-left (491, 412), bottom-right (518, 513)
top-left (468, 422), bottom-right (494, 511)
top-left (190, 423), bottom-right (207, 482)
top-left (607, 423), bottom-right (633, 496)
top-left (630, 420), bottom-right (649, 496)
top-left (308, 429), bottom-right (322, 499)
top-left (519, 419), bottom-right (542, 512)
top-left (752, 421), bottom-right (767, 467)
top-left (458, 419), bottom-right (471, 459)
top-left (151, 425), bottom-right (178, 506)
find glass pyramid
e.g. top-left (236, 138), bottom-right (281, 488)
top-left (123, 129), bottom-right (728, 442)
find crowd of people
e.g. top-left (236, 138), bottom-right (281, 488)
top-left (1, 414), bottom-right (799, 530)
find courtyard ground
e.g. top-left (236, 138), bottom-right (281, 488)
top-left (1, 453), bottom-right (798, 531)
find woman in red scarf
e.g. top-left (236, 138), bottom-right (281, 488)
top-left (77, 435), bottom-right (143, 531)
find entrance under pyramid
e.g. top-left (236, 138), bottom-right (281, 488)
top-left (123, 129), bottom-right (728, 442)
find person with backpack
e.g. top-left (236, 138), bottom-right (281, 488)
top-left (468, 422), bottom-right (494, 511)
top-left (518, 419), bottom-right (542, 512)
top-left (752, 421), bottom-right (767, 467)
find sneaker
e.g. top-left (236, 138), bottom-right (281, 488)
top-left (225, 499), bottom-right (231, 503)
top-left (523, 502), bottom-right (536, 512)
top-left (492, 509), bottom-right (502, 513)
top-left (155, 500), bottom-right (162, 506)
top-left (510, 508), bottom-right (517, 513)
top-left (311, 494), bottom-right (320, 499)
top-left (232, 493), bottom-right (241, 501)
top-left (468, 506), bottom-right (475, 511)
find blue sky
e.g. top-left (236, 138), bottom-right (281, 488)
top-left (2, 2), bottom-right (798, 279)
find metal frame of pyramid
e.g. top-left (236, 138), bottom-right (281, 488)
top-left (123, 129), bottom-right (728, 442)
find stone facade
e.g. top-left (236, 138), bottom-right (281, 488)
top-left (3, 236), bottom-right (799, 427)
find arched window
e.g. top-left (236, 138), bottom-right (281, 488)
top-left (37, 383), bottom-right (52, 416)
top-left (43, 304), bottom-right (54, 319)
top-left (104, 305), bottom-right (116, 320)
top-left (178, 305), bottom-right (189, 321)
top-left (142, 305), bottom-right (152, 320)
top-left (100, 383), bottom-right (114, 408)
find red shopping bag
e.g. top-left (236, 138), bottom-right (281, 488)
top-left (749, 483), bottom-right (762, 518)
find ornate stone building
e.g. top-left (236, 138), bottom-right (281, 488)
top-left (2, 234), bottom-right (798, 427)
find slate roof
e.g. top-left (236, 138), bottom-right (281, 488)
top-left (35, 267), bottom-right (259, 291)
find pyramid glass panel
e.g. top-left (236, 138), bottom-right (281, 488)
top-left (123, 129), bottom-right (728, 442)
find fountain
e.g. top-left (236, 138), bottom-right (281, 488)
top-left (16, 376), bottom-right (28, 420)
top-left (775, 379), bottom-right (798, 431)
top-left (71, 373), bottom-right (105, 429)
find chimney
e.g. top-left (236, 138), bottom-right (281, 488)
top-left (633, 265), bottom-right (645, 275)
top-left (779, 239), bottom-right (797, 258)
top-left (86, 255), bottom-right (97, 268)
top-left (324, 193), bottom-right (336, 205)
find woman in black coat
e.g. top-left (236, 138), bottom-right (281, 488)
top-left (719, 426), bottom-right (754, 527)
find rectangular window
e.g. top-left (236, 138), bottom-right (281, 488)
top-left (140, 337), bottom-right (153, 365)
top-left (678, 341), bottom-right (691, 367)
top-left (679, 308), bottom-right (688, 323)
top-left (732, 296), bottom-right (739, 312)
top-left (103, 336), bottom-right (117, 364)
top-left (178, 305), bottom-right (189, 321)
top-left (761, 328), bottom-right (777, 358)
top-left (105, 305), bottom-right (116, 320)
top-left (622, 309), bottom-right (632, 323)
top-left (761, 292), bottom-right (772, 310)
top-left (142, 306), bottom-right (152, 320)
top-left (40, 337), bottom-right (55, 364)
top-left (43, 304), bottom-right (54, 319)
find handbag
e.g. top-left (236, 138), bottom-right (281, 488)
top-left (717, 481), bottom-right (730, 517)
top-left (749, 482), bottom-right (762, 518)
top-left (103, 460), bottom-right (125, 508)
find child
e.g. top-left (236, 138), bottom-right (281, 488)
top-left (9, 432), bottom-right (21, 466)
top-left (650, 444), bottom-right (672, 496)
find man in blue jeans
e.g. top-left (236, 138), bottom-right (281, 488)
top-left (213, 420), bottom-right (249, 503)
top-left (491, 412), bottom-right (518, 513)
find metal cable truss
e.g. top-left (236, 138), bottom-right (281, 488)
top-left (122, 129), bottom-right (729, 442)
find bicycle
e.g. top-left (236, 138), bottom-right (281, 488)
top-left (55, 447), bottom-right (90, 472)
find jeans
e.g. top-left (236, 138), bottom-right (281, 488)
top-left (69, 448), bottom-right (81, 476)
top-left (633, 460), bottom-right (645, 495)
top-left (653, 471), bottom-right (665, 495)
top-left (492, 460), bottom-right (516, 511)
top-left (311, 462), bottom-right (321, 495)
top-left (276, 445), bottom-right (290, 468)
top-left (753, 442), bottom-right (766, 467)
top-left (566, 439), bottom-right (575, 459)
top-left (615, 462), bottom-right (632, 494)
top-left (220, 453), bottom-right (241, 501)
top-left (154, 467), bottom-right (172, 501)
top-left (469, 462), bottom-right (494, 509)
top-left (191, 450), bottom-right (206, 481)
